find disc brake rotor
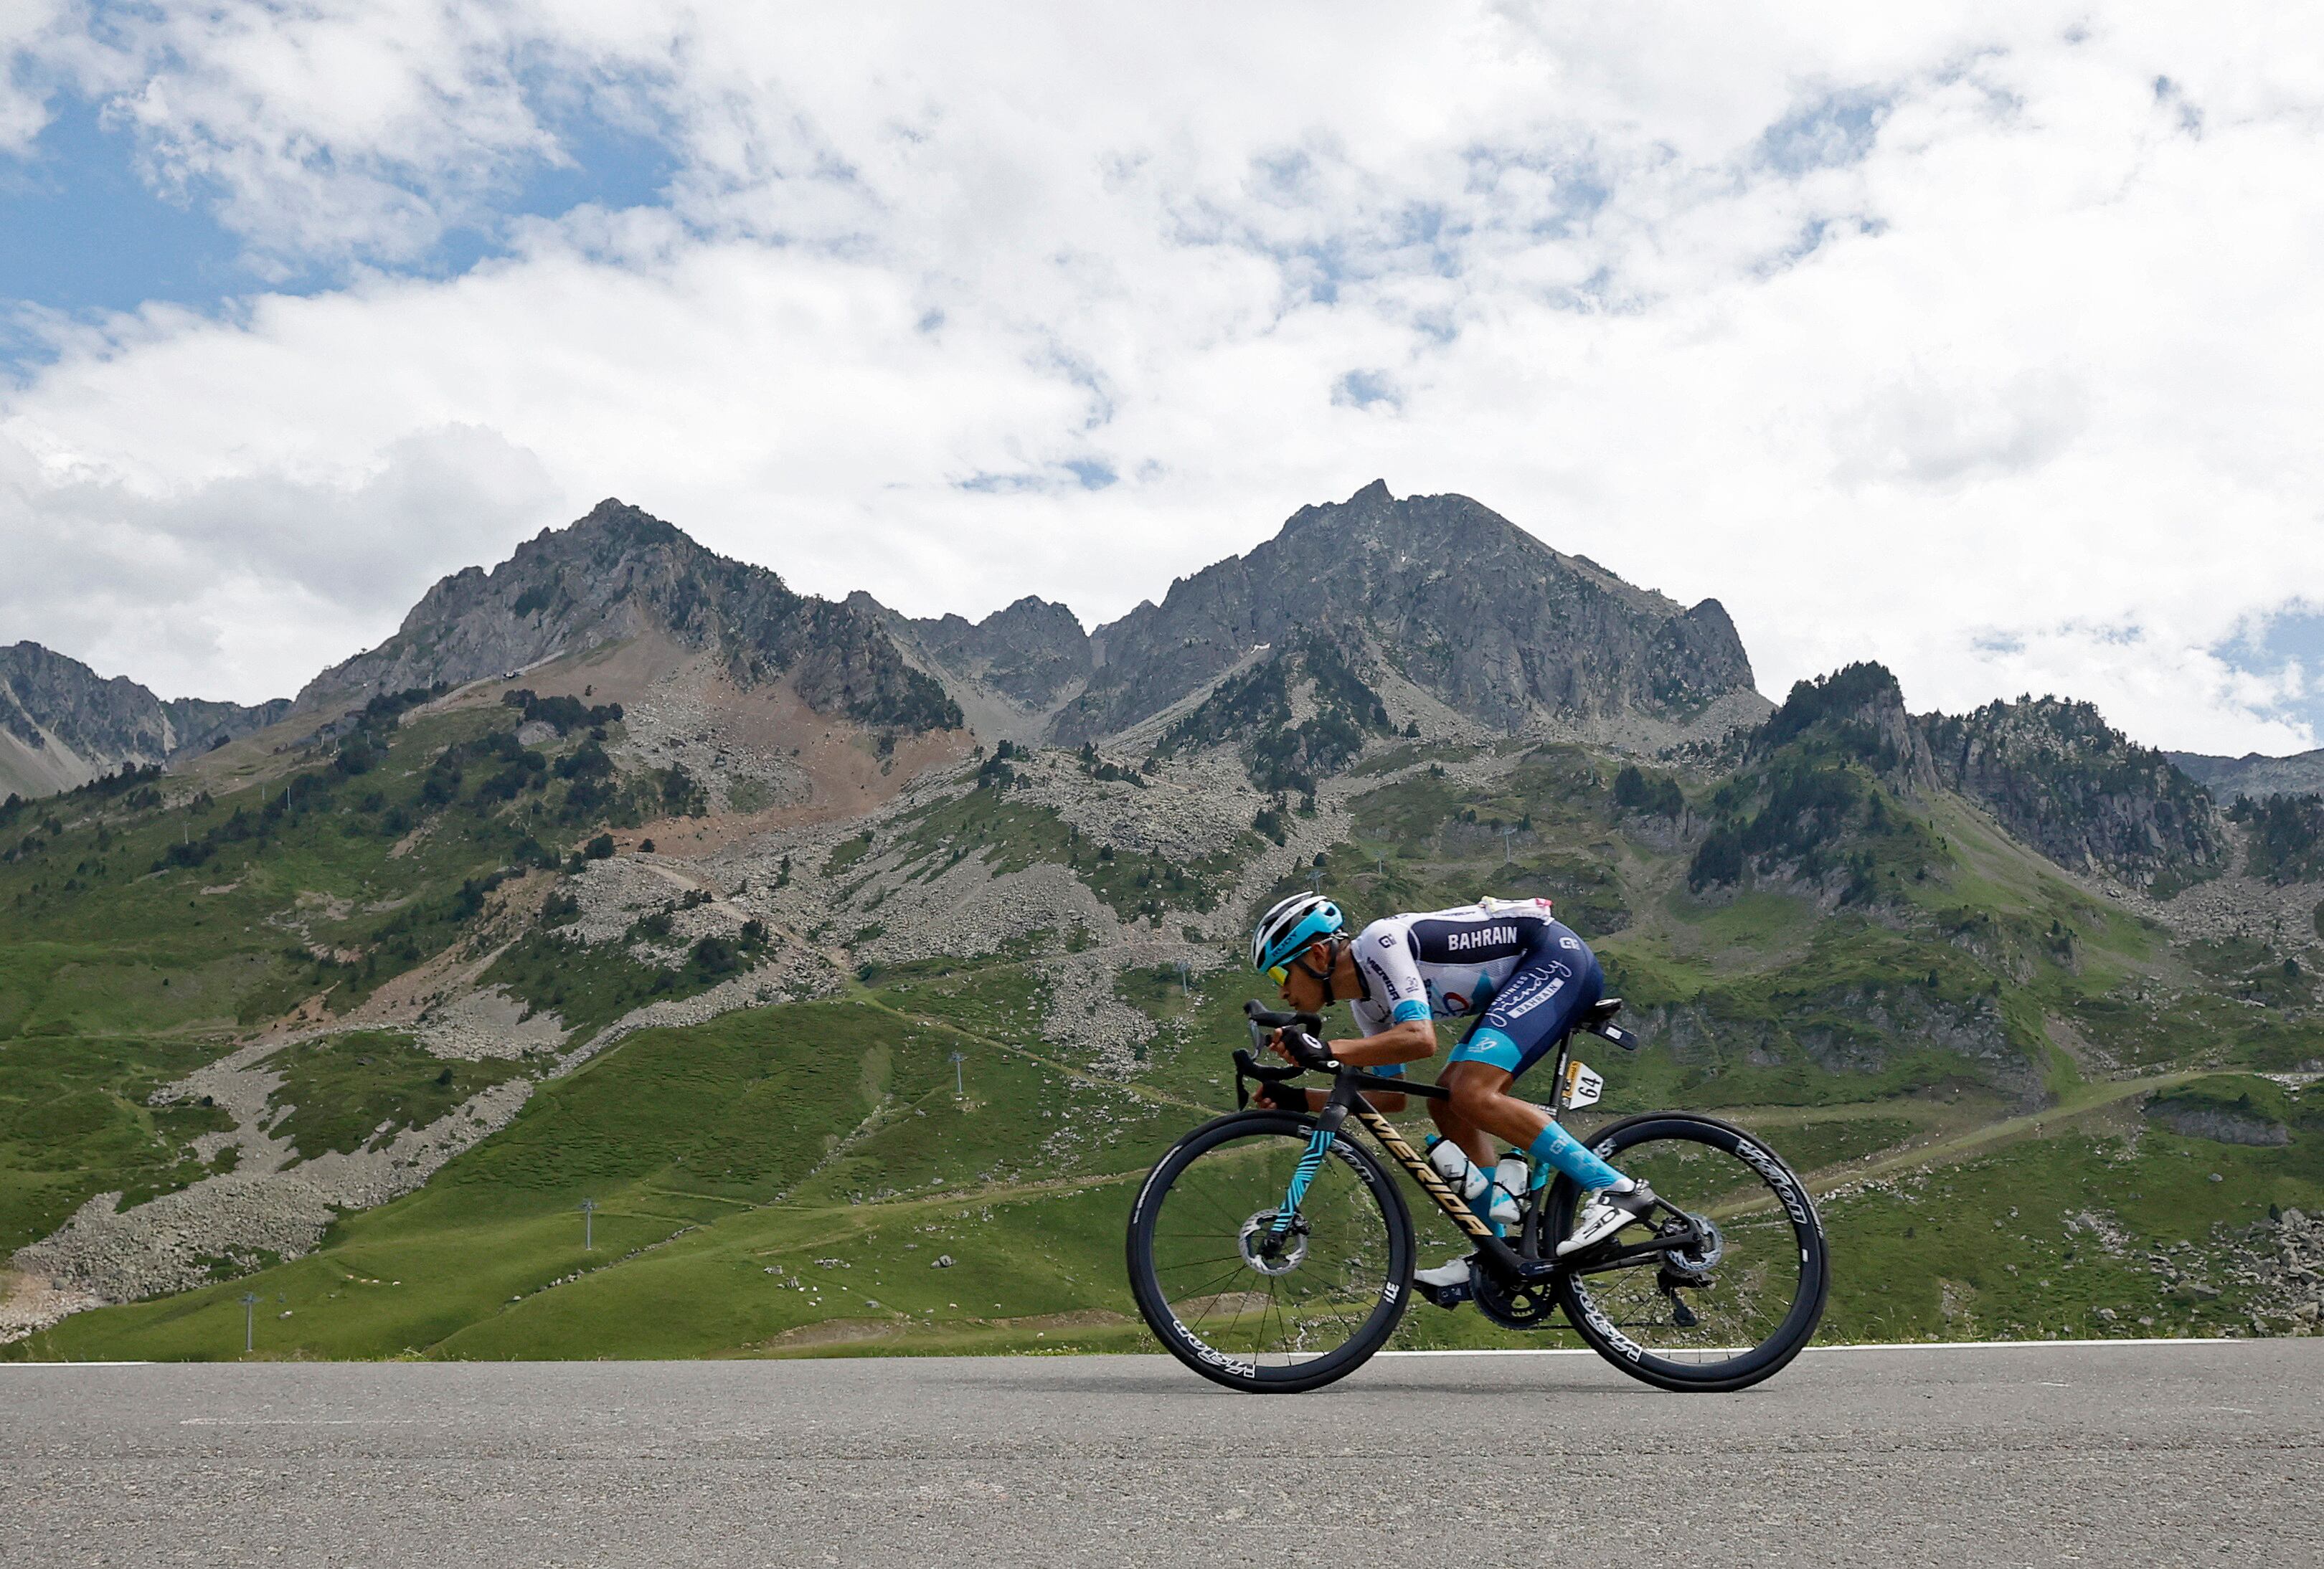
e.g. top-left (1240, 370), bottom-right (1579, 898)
top-left (1238, 1210), bottom-right (1310, 1276)
top-left (1665, 1212), bottom-right (1724, 1279)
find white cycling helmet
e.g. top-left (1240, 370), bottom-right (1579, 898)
top-left (1251, 892), bottom-right (1345, 978)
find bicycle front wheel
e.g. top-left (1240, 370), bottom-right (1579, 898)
top-left (1549, 1112), bottom-right (1829, 1393)
top-left (1126, 1110), bottom-right (1413, 1393)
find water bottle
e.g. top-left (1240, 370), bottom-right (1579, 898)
top-left (1492, 1155), bottom-right (1531, 1223)
top-left (1428, 1139), bottom-right (1524, 1225)
top-left (1427, 1136), bottom-right (1488, 1200)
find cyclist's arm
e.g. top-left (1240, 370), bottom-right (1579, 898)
top-left (1261, 1020), bottom-right (1421, 1114)
top-left (1267, 1016), bottom-right (1433, 1068)
top-left (1322, 1019), bottom-right (1435, 1067)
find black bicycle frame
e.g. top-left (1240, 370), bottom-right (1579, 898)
top-left (1236, 1005), bottom-right (1697, 1284)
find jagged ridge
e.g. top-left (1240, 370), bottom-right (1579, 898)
top-left (2171, 748), bottom-right (2324, 803)
top-left (1049, 481), bottom-right (1759, 744)
top-left (1691, 664), bottom-right (2228, 897)
top-left (299, 501), bottom-right (960, 734)
top-left (874, 594), bottom-right (1095, 712)
top-left (1924, 696), bottom-right (2225, 888)
top-left (0, 643), bottom-right (288, 800)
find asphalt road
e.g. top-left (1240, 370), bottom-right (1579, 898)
top-left (4, 1341), bottom-right (2320, 1568)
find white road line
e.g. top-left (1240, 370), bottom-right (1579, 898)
top-left (178, 1418), bottom-right (421, 1426)
top-left (1376, 1337), bottom-right (2243, 1357)
top-left (0, 1339), bottom-right (2258, 1368)
top-left (1805, 1337), bottom-right (2241, 1352)
top-left (1376, 1347), bottom-right (1597, 1357)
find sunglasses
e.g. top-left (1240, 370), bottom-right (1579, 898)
top-left (1265, 964), bottom-right (1290, 986)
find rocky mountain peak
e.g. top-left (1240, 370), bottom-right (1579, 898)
top-left (567, 495), bottom-right (686, 551)
top-left (1922, 695), bottom-right (2225, 886)
top-left (1049, 483), bottom-right (1762, 744)
top-left (2168, 746), bottom-right (2324, 803)
top-left (298, 501), bottom-right (959, 735)
top-left (0, 643), bottom-right (288, 800)
top-left (1755, 661), bottom-right (1939, 797)
top-left (882, 594), bottom-right (1094, 714)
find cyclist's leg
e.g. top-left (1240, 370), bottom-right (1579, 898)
top-left (1438, 925), bottom-right (1627, 1191)
top-left (1423, 1084), bottom-right (1490, 1165)
top-left (1437, 1061), bottom-right (1622, 1190)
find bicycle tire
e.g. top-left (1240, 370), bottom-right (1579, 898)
top-left (1547, 1111), bottom-right (1828, 1393)
top-left (1126, 1109), bottom-right (1414, 1393)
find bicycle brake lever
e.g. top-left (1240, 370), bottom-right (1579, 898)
top-left (1232, 1048), bottom-right (1300, 1084)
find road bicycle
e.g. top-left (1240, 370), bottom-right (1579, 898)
top-left (1125, 998), bottom-right (1828, 1393)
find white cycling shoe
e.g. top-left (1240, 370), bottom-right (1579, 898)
top-left (1555, 1180), bottom-right (1657, 1257)
top-left (1413, 1255), bottom-right (1475, 1308)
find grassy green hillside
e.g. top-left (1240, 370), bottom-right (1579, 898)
top-left (17, 1001), bottom-right (2318, 1360)
top-left (6, 672), bottom-right (2323, 1360)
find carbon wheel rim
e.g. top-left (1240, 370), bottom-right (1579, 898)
top-left (1139, 1124), bottom-right (1403, 1376)
top-left (1558, 1119), bottom-right (1825, 1378)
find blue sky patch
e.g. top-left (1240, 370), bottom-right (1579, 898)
top-left (2215, 603), bottom-right (2324, 737)
top-left (501, 93), bottom-right (679, 229)
top-left (958, 458), bottom-right (1119, 494)
top-left (1333, 369), bottom-right (1401, 409)
top-left (0, 100), bottom-right (263, 360)
top-left (0, 81), bottom-right (681, 368)
top-left (1757, 90), bottom-right (1889, 174)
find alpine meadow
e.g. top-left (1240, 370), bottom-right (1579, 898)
top-left (4, 483), bottom-right (2320, 1362)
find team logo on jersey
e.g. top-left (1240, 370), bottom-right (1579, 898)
top-left (1497, 975), bottom-right (1562, 1020)
top-left (1445, 924), bottom-right (1516, 952)
top-left (1361, 957), bottom-right (1406, 999)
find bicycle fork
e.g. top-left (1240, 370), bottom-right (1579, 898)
top-left (1269, 1104), bottom-right (1348, 1236)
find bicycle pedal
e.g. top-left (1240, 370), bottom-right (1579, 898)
top-left (1417, 1279), bottom-right (1473, 1310)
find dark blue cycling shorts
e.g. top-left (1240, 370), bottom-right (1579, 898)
top-left (1442, 919), bottom-right (1602, 1081)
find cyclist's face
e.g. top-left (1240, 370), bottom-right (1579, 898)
top-left (1275, 944), bottom-right (1328, 1010)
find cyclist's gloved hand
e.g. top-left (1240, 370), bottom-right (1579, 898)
top-left (1272, 1028), bottom-right (1340, 1072)
top-left (1251, 1081), bottom-right (1305, 1112)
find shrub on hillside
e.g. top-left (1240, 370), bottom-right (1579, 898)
top-left (2229, 794), bottom-right (2324, 884)
top-left (1613, 764), bottom-right (1684, 818)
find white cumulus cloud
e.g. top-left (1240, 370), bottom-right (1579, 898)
top-left (0, 2), bottom-right (2320, 755)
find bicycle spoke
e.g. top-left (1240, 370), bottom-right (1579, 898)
top-left (1556, 1119), bottom-right (1824, 1383)
top-left (1131, 1120), bottom-right (1404, 1380)
top-left (1149, 1251), bottom-right (1247, 1271)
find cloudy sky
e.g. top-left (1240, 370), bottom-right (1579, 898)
top-left (3, 4), bottom-right (2320, 753)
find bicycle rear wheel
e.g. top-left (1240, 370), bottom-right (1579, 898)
top-left (1126, 1110), bottom-right (1412, 1393)
top-left (1548, 1112), bottom-right (1828, 1393)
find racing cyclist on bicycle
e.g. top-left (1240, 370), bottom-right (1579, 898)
top-left (1248, 891), bottom-right (1654, 1303)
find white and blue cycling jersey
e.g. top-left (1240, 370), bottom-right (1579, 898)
top-left (1347, 897), bottom-right (1602, 1080)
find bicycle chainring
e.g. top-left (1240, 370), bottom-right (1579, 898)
top-left (1472, 1269), bottom-right (1562, 1330)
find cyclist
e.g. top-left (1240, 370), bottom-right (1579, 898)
top-left (1247, 891), bottom-right (1654, 1303)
